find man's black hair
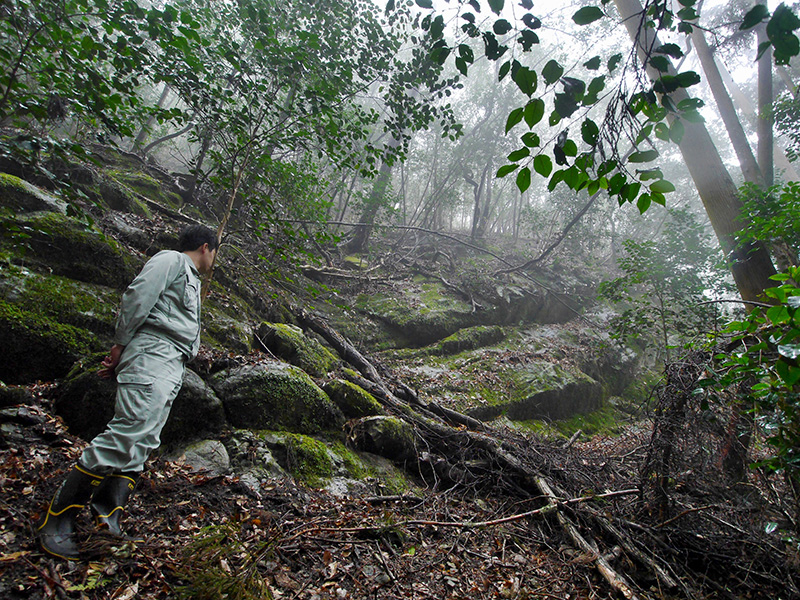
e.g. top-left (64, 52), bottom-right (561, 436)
top-left (179, 225), bottom-right (218, 252)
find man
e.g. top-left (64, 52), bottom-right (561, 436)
top-left (38, 224), bottom-right (218, 560)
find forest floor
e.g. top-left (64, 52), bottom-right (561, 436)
top-left (0, 384), bottom-right (643, 600)
top-left (2, 372), bottom-right (798, 600)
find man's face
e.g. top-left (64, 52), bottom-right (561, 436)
top-left (199, 245), bottom-right (217, 275)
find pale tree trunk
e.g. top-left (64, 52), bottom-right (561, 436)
top-left (716, 56), bottom-right (800, 181)
top-left (132, 83), bottom-right (171, 152)
top-left (614, 0), bottom-right (776, 303)
top-left (345, 138), bottom-right (400, 254)
top-left (757, 1), bottom-right (775, 187)
top-left (691, 29), bottom-right (762, 185)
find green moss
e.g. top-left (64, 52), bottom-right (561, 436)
top-left (0, 172), bottom-right (64, 213)
top-left (256, 322), bottom-right (337, 376)
top-left (0, 298), bottom-right (100, 383)
top-left (107, 170), bottom-right (183, 209)
top-left (323, 379), bottom-right (383, 418)
top-left (284, 433), bottom-right (335, 487)
top-left (1, 212), bottom-right (140, 288)
top-left (0, 263), bottom-right (118, 336)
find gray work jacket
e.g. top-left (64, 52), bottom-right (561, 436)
top-left (113, 250), bottom-right (202, 359)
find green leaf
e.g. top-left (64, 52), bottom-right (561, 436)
top-left (638, 168), bottom-right (663, 181)
top-left (607, 53), bottom-right (622, 73)
top-left (506, 107), bottom-right (524, 133)
top-left (542, 60), bottom-right (564, 85)
top-left (496, 164), bottom-right (519, 178)
top-left (649, 56), bottom-right (670, 72)
top-left (431, 15), bottom-right (445, 38)
top-left (573, 6), bottom-right (604, 25)
top-left (670, 119), bottom-right (685, 143)
top-left (514, 66), bottom-right (538, 96)
top-left (494, 19), bottom-right (512, 35)
top-left (508, 148), bottom-right (531, 161)
top-left (629, 149), bottom-right (659, 163)
top-left (637, 193), bottom-right (652, 213)
top-left (499, 60), bottom-right (511, 81)
top-left (524, 98), bottom-right (545, 127)
top-left (656, 43), bottom-right (683, 58)
top-left (581, 119), bottom-right (599, 145)
top-left (534, 154), bottom-right (553, 177)
top-left (516, 166), bottom-right (532, 192)
top-left (548, 169), bottom-right (565, 191)
top-left (768, 305), bottom-right (791, 325)
top-left (741, 4), bottom-right (769, 30)
top-left (521, 132), bottom-right (540, 147)
top-left (584, 56), bottom-right (602, 70)
top-left (649, 179), bottom-right (675, 193)
top-left (415, 0), bottom-right (433, 8)
top-left (488, 0), bottom-right (504, 15)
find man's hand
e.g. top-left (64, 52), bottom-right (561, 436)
top-left (98, 344), bottom-right (125, 379)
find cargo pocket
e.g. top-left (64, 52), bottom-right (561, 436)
top-left (115, 373), bottom-right (155, 420)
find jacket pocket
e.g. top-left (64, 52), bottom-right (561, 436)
top-left (183, 274), bottom-right (200, 314)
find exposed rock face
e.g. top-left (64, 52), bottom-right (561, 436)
top-left (55, 357), bottom-right (226, 444)
top-left (211, 361), bottom-right (344, 434)
top-left (255, 322), bottom-right (337, 377)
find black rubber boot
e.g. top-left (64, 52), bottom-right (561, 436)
top-left (38, 464), bottom-right (104, 560)
top-left (90, 472), bottom-right (139, 538)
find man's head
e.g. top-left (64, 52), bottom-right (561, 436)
top-left (179, 225), bottom-right (219, 253)
top-left (179, 225), bottom-right (218, 275)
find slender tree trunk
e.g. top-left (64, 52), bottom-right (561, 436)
top-left (615, 0), bottom-right (776, 304)
top-left (691, 30), bottom-right (762, 185)
top-left (716, 56), bottom-right (800, 181)
top-left (757, 2), bottom-right (775, 188)
top-left (132, 83), bottom-right (171, 152)
top-left (345, 139), bottom-right (399, 254)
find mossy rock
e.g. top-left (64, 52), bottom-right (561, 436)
top-left (56, 356), bottom-right (226, 443)
top-left (255, 322), bottom-right (337, 377)
top-left (211, 361), bottom-right (345, 434)
top-left (468, 361), bottom-right (602, 422)
top-left (282, 433), bottom-right (336, 488)
top-left (0, 263), bottom-right (119, 340)
top-left (0, 383), bottom-right (34, 408)
top-left (0, 299), bottom-right (100, 383)
top-left (349, 416), bottom-right (417, 463)
top-left (0, 173), bottom-right (66, 213)
top-left (433, 325), bottom-right (506, 356)
top-left (323, 379), bottom-right (384, 419)
top-left (106, 170), bottom-right (183, 209)
top-left (1, 212), bottom-right (141, 289)
top-left (354, 283), bottom-right (479, 348)
top-left (90, 174), bottom-right (151, 216)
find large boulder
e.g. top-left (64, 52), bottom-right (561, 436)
top-left (255, 322), bottom-right (337, 377)
top-left (0, 172), bottom-right (67, 213)
top-left (323, 379), bottom-right (384, 419)
top-left (211, 361), bottom-right (344, 434)
top-left (55, 357), bottom-right (226, 444)
top-left (349, 416), bottom-right (417, 463)
top-left (0, 212), bottom-right (141, 289)
top-left (468, 361), bottom-right (602, 422)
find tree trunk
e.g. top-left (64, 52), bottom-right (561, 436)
top-left (131, 83), bottom-right (171, 153)
top-left (716, 56), bottom-right (800, 181)
top-left (345, 139), bottom-right (399, 254)
top-left (614, 0), bottom-right (776, 304)
top-left (757, 2), bottom-right (775, 188)
top-left (691, 29), bottom-right (762, 185)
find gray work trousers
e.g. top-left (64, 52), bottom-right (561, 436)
top-left (80, 333), bottom-right (186, 474)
